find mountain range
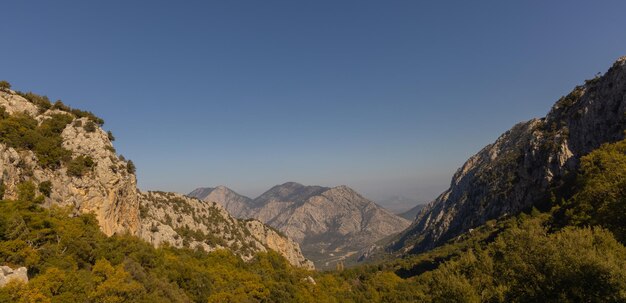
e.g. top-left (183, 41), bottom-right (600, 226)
top-left (189, 182), bottom-right (410, 268)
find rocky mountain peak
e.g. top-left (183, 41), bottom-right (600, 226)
top-left (190, 182), bottom-right (410, 268)
top-left (255, 182), bottom-right (329, 205)
top-left (387, 56), bottom-right (626, 255)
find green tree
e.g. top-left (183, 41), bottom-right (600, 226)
top-left (38, 181), bottom-right (52, 198)
top-left (66, 155), bottom-right (95, 177)
top-left (0, 81), bottom-right (11, 91)
top-left (127, 160), bottom-right (136, 174)
top-left (83, 121), bottom-right (97, 133)
top-left (567, 138), bottom-right (626, 242)
top-left (17, 181), bottom-right (36, 202)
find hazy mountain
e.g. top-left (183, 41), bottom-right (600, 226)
top-left (377, 195), bottom-right (424, 214)
top-left (190, 182), bottom-right (410, 268)
top-left (398, 203), bottom-right (427, 220)
top-left (385, 56), bottom-right (626, 255)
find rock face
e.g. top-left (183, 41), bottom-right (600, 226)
top-left (0, 89), bottom-right (313, 269)
top-left (0, 266), bottom-right (28, 287)
top-left (189, 182), bottom-right (410, 268)
top-left (388, 56), bottom-right (626, 254)
top-left (0, 90), bottom-right (140, 236)
top-left (138, 191), bottom-right (314, 269)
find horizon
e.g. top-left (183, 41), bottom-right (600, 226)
top-left (2, 1), bottom-right (626, 206)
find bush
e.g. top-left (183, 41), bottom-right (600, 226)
top-left (107, 130), bottom-right (115, 141)
top-left (0, 112), bottom-right (72, 168)
top-left (127, 160), bottom-right (136, 174)
top-left (83, 121), bottom-right (97, 133)
top-left (38, 181), bottom-right (52, 197)
top-left (17, 92), bottom-right (52, 112)
top-left (17, 181), bottom-right (36, 202)
top-left (67, 155), bottom-right (95, 177)
top-left (0, 80), bottom-right (11, 91)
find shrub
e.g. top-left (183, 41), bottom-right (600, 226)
top-left (0, 80), bottom-right (11, 91)
top-left (17, 92), bottom-right (52, 112)
top-left (0, 182), bottom-right (5, 199)
top-left (84, 121), bottom-right (97, 133)
top-left (51, 100), bottom-right (71, 112)
top-left (127, 160), bottom-right (136, 174)
top-left (17, 181), bottom-right (36, 202)
top-left (67, 155), bottom-right (95, 177)
top-left (0, 112), bottom-right (71, 168)
top-left (107, 131), bottom-right (115, 141)
top-left (38, 181), bottom-right (52, 197)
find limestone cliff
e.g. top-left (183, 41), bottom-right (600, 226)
top-left (388, 56), bottom-right (626, 254)
top-left (0, 90), bottom-right (139, 236)
top-left (0, 89), bottom-right (313, 269)
top-left (138, 191), bottom-right (313, 269)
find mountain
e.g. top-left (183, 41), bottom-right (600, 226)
top-left (0, 88), bottom-right (312, 269)
top-left (387, 56), bottom-right (626, 255)
top-left (189, 182), bottom-right (411, 268)
top-left (398, 203), bottom-right (426, 220)
top-left (377, 195), bottom-right (424, 215)
top-left (188, 186), bottom-right (253, 218)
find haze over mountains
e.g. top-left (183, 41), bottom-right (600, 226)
top-left (189, 182), bottom-right (410, 268)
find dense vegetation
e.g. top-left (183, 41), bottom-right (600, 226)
top-left (0, 80), bottom-right (624, 301)
top-left (0, 110), bottom-right (73, 168)
top-left (0, 138), bottom-right (624, 302)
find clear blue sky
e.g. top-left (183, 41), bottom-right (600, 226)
top-left (2, 1), bottom-right (626, 202)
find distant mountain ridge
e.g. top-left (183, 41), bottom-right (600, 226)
top-left (189, 182), bottom-right (410, 268)
top-left (398, 203), bottom-right (426, 220)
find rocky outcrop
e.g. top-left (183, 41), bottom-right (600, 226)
top-left (388, 56), bottom-right (626, 254)
top-left (0, 91), bottom-right (139, 236)
top-left (190, 182), bottom-right (410, 268)
top-left (0, 266), bottom-right (28, 287)
top-left (138, 191), bottom-right (314, 269)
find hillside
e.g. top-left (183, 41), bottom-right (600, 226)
top-left (2, 132), bottom-right (625, 302)
top-left (2, 56), bottom-right (626, 301)
top-left (386, 56), bottom-right (626, 255)
top-left (189, 182), bottom-right (410, 268)
top-left (0, 87), bottom-right (312, 269)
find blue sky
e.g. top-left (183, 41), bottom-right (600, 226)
top-left (2, 1), bottom-right (626, 203)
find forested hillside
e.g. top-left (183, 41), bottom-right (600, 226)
top-left (1, 136), bottom-right (626, 302)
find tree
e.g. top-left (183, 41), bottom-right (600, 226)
top-left (127, 160), bottom-right (136, 174)
top-left (567, 138), bottom-right (626, 242)
top-left (0, 80), bottom-right (11, 91)
top-left (83, 121), bottom-right (97, 133)
top-left (38, 181), bottom-right (53, 198)
top-left (66, 155), bottom-right (95, 177)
